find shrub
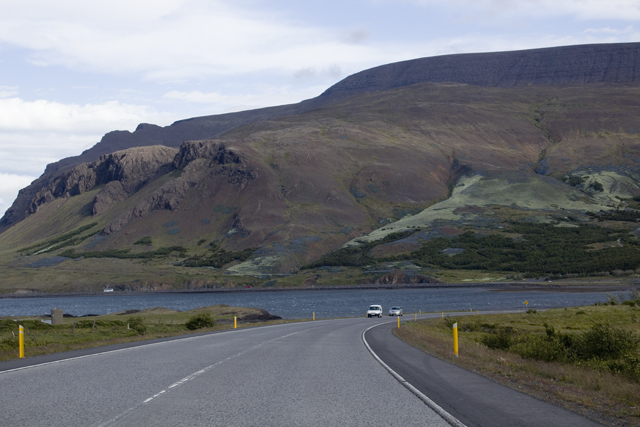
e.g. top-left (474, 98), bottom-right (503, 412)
top-left (608, 357), bottom-right (640, 382)
top-left (134, 236), bottom-right (152, 245)
top-left (512, 334), bottom-right (570, 362)
top-left (185, 313), bottom-right (215, 330)
top-left (481, 328), bottom-right (513, 350)
top-left (127, 316), bottom-right (146, 335)
top-left (574, 323), bottom-right (638, 360)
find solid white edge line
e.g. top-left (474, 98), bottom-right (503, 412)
top-left (362, 322), bottom-right (467, 427)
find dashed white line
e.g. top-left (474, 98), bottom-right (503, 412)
top-left (96, 330), bottom-right (302, 426)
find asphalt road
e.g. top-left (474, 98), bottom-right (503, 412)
top-left (365, 317), bottom-right (605, 427)
top-left (0, 315), bottom-right (604, 426)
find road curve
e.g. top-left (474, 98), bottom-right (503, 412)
top-left (365, 316), bottom-right (605, 427)
top-left (0, 317), bottom-right (452, 427)
top-left (0, 314), bottom-right (604, 427)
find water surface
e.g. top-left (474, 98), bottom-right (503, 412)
top-left (0, 287), bottom-right (615, 319)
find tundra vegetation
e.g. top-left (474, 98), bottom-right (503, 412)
top-left (395, 290), bottom-right (640, 427)
top-left (0, 305), bottom-right (286, 362)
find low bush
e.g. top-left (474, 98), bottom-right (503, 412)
top-left (127, 316), bottom-right (146, 335)
top-left (185, 313), bottom-right (215, 330)
top-left (481, 329), bottom-right (513, 351)
top-left (134, 236), bottom-right (152, 245)
top-left (574, 323), bottom-right (638, 360)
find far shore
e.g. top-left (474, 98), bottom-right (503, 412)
top-left (0, 280), bottom-right (635, 299)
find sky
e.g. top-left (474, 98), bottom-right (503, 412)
top-left (1, 0), bottom-right (639, 217)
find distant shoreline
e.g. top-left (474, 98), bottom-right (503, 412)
top-left (0, 281), bottom-right (633, 299)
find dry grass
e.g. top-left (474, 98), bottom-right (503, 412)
top-left (395, 306), bottom-right (640, 427)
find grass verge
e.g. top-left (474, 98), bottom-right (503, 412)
top-left (394, 304), bottom-right (640, 427)
top-left (0, 304), bottom-right (299, 362)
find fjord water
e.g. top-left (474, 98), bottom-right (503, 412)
top-left (0, 288), bottom-right (616, 319)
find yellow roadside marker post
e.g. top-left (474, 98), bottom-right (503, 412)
top-left (19, 325), bottom-right (24, 358)
top-left (397, 316), bottom-right (400, 329)
top-left (453, 322), bottom-right (458, 357)
top-left (313, 312), bottom-right (315, 321)
top-left (234, 316), bottom-right (237, 329)
top-left (414, 313), bottom-right (417, 321)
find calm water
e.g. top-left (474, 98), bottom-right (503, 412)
top-left (0, 288), bottom-right (616, 319)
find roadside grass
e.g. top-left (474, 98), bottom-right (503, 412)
top-left (395, 304), bottom-right (640, 427)
top-left (0, 305), bottom-right (300, 362)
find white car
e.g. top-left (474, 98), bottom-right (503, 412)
top-left (367, 305), bottom-right (383, 318)
top-left (389, 307), bottom-right (403, 316)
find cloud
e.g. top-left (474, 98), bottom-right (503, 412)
top-left (0, 98), bottom-right (163, 132)
top-left (0, 173), bottom-right (36, 218)
top-left (163, 84), bottom-right (327, 111)
top-left (0, 97), bottom-right (175, 179)
top-left (0, 86), bottom-right (18, 98)
top-left (0, 0), bottom-right (387, 82)
top-left (397, 0), bottom-right (640, 21)
top-left (343, 29), bottom-right (369, 44)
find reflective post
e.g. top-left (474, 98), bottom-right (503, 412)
top-left (313, 312), bottom-right (315, 321)
top-left (414, 313), bottom-right (417, 321)
top-left (234, 316), bottom-right (237, 329)
top-left (397, 316), bottom-right (400, 329)
top-left (19, 325), bottom-right (24, 359)
top-left (453, 322), bottom-right (458, 357)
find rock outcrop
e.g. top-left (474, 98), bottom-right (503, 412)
top-left (21, 146), bottom-right (177, 218)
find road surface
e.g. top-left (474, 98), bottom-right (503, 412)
top-left (0, 315), bottom-right (603, 426)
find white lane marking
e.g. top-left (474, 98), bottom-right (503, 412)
top-left (362, 322), bottom-right (467, 427)
top-left (0, 321), bottom-right (315, 376)
top-left (95, 330), bottom-right (302, 427)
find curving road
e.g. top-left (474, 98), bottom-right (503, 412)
top-left (0, 315), bottom-right (603, 426)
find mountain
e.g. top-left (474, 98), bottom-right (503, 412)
top-left (6, 42), bottom-right (640, 233)
top-left (2, 42), bottom-right (640, 293)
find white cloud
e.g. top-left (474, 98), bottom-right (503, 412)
top-left (163, 84), bottom-right (327, 111)
top-left (0, 0), bottom-right (389, 82)
top-left (0, 86), bottom-right (18, 98)
top-left (0, 98), bottom-right (163, 133)
top-left (398, 0), bottom-right (640, 21)
top-left (0, 98), bottom-right (175, 182)
top-left (0, 173), bottom-right (36, 218)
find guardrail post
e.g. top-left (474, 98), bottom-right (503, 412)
top-left (19, 325), bottom-right (24, 359)
top-left (453, 322), bottom-right (458, 357)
